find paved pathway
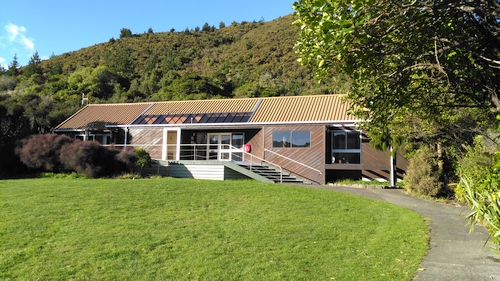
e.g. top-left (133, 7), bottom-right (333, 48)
top-left (309, 185), bottom-right (500, 281)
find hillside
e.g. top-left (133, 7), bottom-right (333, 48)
top-left (0, 14), bottom-right (349, 142)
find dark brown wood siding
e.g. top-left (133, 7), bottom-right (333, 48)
top-left (128, 128), bottom-right (163, 159)
top-left (361, 134), bottom-right (408, 180)
top-left (246, 129), bottom-right (264, 159)
top-left (261, 124), bottom-right (326, 184)
top-left (325, 131), bottom-right (408, 182)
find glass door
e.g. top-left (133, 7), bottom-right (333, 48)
top-left (207, 133), bottom-right (244, 161)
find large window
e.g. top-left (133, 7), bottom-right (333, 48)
top-left (273, 131), bottom-right (310, 148)
top-left (331, 130), bottom-right (361, 164)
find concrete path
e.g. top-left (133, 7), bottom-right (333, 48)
top-left (309, 185), bottom-right (500, 281)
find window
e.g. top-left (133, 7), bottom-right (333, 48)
top-left (331, 130), bottom-right (361, 164)
top-left (74, 133), bottom-right (111, 145)
top-left (273, 131), bottom-right (310, 148)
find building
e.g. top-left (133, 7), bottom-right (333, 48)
top-left (54, 95), bottom-right (407, 184)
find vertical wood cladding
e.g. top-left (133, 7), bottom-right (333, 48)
top-left (246, 129), bottom-right (264, 159)
top-left (360, 133), bottom-right (408, 180)
top-left (128, 128), bottom-right (163, 159)
top-left (261, 125), bottom-right (325, 184)
top-left (362, 134), bottom-right (408, 176)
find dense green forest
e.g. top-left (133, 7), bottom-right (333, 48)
top-left (0, 15), bottom-right (350, 176)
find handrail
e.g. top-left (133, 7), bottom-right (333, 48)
top-left (264, 148), bottom-right (323, 175)
top-left (227, 145), bottom-right (283, 183)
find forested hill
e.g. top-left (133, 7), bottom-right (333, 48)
top-left (0, 14), bottom-right (349, 140)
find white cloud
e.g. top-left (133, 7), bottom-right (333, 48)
top-left (5, 23), bottom-right (34, 50)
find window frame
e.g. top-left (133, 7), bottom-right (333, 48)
top-left (331, 129), bottom-right (362, 164)
top-left (272, 130), bottom-right (311, 148)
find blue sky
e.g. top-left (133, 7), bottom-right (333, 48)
top-left (0, 0), bottom-right (295, 68)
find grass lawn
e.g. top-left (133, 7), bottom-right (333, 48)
top-left (0, 178), bottom-right (428, 280)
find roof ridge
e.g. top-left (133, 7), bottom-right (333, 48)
top-left (86, 102), bottom-right (154, 106)
top-left (150, 94), bottom-right (347, 104)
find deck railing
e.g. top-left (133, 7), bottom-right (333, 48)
top-left (264, 148), bottom-right (323, 175)
top-left (107, 143), bottom-right (323, 184)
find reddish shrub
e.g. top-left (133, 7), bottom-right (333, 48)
top-left (115, 147), bottom-right (139, 172)
top-left (16, 133), bottom-right (74, 172)
top-left (59, 140), bottom-right (115, 178)
top-left (60, 141), bottom-right (137, 178)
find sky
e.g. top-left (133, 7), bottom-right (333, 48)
top-left (0, 0), bottom-right (295, 68)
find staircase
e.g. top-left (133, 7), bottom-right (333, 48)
top-left (236, 163), bottom-right (306, 184)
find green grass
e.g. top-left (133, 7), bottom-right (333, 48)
top-left (333, 179), bottom-right (405, 187)
top-left (0, 178), bottom-right (428, 280)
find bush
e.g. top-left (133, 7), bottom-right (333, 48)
top-left (16, 134), bottom-right (142, 178)
top-left (459, 174), bottom-right (500, 256)
top-left (404, 146), bottom-right (442, 197)
top-left (455, 136), bottom-right (496, 202)
top-left (16, 133), bottom-right (74, 172)
top-left (115, 147), bottom-right (139, 172)
top-left (134, 148), bottom-right (151, 173)
top-left (59, 141), bottom-right (112, 178)
top-left (455, 136), bottom-right (500, 256)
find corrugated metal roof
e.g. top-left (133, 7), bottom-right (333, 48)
top-left (54, 95), bottom-right (358, 131)
top-left (250, 95), bottom-right (357, 123)
top-left (55, 103), bottom-right (153, 130)
top-left (145, 98), bottom-right (259, 115)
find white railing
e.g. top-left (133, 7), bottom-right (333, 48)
top-left (228, 145), bottom-right (284, 183)
top-left (264, 148), bottom-right (323, 175)
top-left (105, 143), bottom-right (327, 184)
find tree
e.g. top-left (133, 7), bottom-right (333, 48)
top-left (68, 66), bottom-right (120, 100)
top-left (6, 54), bottom-right (19, 77)
top-left (23, 51), bottom-right (42, 78)
top-left (119, 28), bottom-right (132, 38)
top-left (293, 0), bottom-right (500, 143)
top-left (202, 22), bottom-right (211, 32)
top-left (219, 21), bottom-right (226, 29)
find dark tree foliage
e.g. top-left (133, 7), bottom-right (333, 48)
top-left (0, 104), bottom-right (31, 177)
top-left (119, 28), bottom-right (133, 38)
top-left (294, 0), bottom-right (500, 142)
top-left (202, 22), bottom-right (211, 32)
top-left (16, 133), bottom-right (74, 172)
top-left (23, 51), bottom-right (43, 78)
top-left (6, 54), bottom-right (19, 77)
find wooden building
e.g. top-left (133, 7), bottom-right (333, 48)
top-left (54, 95), bottom-right (408, 184)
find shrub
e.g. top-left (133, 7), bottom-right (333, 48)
top-left (16, 133), bottom-right (74, 172)
top-left (115, 147), bottom-right (139, 172)
top-left (134, 148), bottom-right (151, 173)
top-left (455, 136), bottom-right (500, 256)
top-left (59, 140), bottom-right (115, 178)
top-left (459, 174), bottom-right (500, 256)
top-left (455, 136), bottom-right (496, 202)
top-left (16, 134), bottom-right (140, 178)
top-left (404, 146), bottom-right (442, 197)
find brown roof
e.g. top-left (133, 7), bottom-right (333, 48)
top-left (250, 95), bottom-right (357, 123)
top-left (55, 103), bottom-right (153, 130)
top-left (55, 95), bottom-right (358, 130)
top-left (145, 98), bottom-right (259, 115)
